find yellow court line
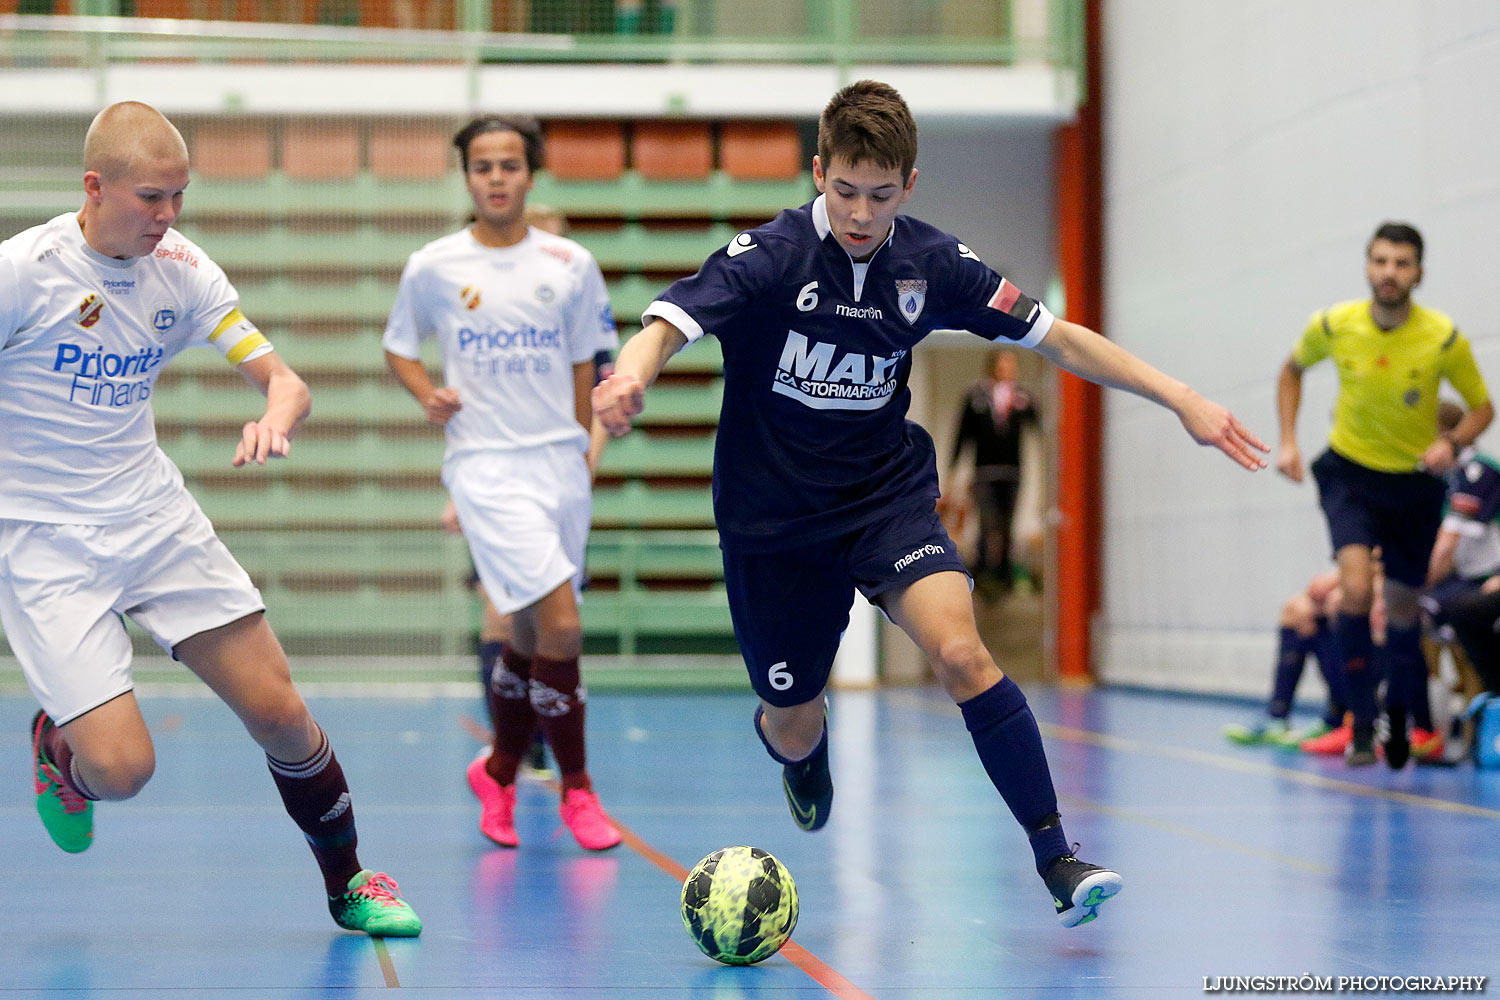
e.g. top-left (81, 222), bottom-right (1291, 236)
top-left (1055, 794), bottom-right (1332, 874)
top-left (371, 938), bottom-right (401, 988)
top-left (1040, 722), bottom-right (1500, 821)
top-left (879, 691), bottom-right (1334, 871)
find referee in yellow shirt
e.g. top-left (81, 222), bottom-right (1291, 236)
top-left (1277, 222), bottom-right (1492, 768)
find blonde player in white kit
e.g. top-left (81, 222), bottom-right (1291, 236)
top-left (0, 102), bottom-right (420, 936)
top-left (384, 114), bottom-right (622, 851)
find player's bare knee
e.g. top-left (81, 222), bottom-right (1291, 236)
top-left (84, 745), bottom-right (156, 800)
top-left (241, 689), bottom-right (313, 747)
top-left (778, 715), bottom-right (826, 760)
top-left (534, 623), bottom-right (582, 661)
top-left (1280, 593), bottom-right (1318, 635)
top-left (762, 703), bottom-right (825, 760)
top-left (1339, 582), bottom-right (1375, 615)
top-left (929, 636), bottom-right (990, 689)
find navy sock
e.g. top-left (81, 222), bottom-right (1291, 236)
top-left (1335, 612), bottom-right (1378, 726)
top-left (958, 677), bottom-right (1067, 873)
top-left (1385, 625), bottom-right (1432, 731)
top-left (1269, 627), bottom-right (1310, 718)
top-left (1310, 619), bottom-right (1347, 725)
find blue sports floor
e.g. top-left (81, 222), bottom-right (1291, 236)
top-left (3, 683), bottom-right (1497, 998)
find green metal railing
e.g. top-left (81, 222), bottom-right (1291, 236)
top-left (1, 2), bottom-right (1084, 81)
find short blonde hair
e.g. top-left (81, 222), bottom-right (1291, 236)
top-left (83, 101), bottom-right (188, 181)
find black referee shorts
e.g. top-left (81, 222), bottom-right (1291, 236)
top-left (1310, 447), bottom-right (1446, 587)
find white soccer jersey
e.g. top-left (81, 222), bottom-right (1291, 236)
top-left (382, 226), bottom-right (618, 460)
top-left (0, 213), bottom-right (273, 524)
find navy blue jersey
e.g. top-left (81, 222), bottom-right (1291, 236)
top-left (645, 195), bottom-right (1053, 551)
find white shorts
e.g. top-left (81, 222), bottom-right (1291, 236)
top-left (445, 445), bottom-right (592, 615)
top-left (0, 488), bottom-right (265, 724)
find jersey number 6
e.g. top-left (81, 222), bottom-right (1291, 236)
top-left (796, 281), bottom-right (819, 312)
top-left (768, 661), bottom-right (794, 691)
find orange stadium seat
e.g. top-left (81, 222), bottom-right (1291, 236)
top-left (543, 121), bottom-right (627, 181)
top-left (369, 121), bottom-right (450, 180)
top-left (132, 0), bottom-right (193, 16)
top-left (632, 121), bottom-right (712, 181)
top-left (191, 121), bottom-right (273, 181)
top-left (282, 121), bottom-right (360, 180)
top-left (720, 122), bottom-right (803, 180)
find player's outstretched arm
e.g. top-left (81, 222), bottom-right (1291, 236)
top-left (233, 350), bottom-right (310, 466)
top-left (593, 319), bottom-right (688, 437)
top-left (385, 349), bottom-right (461, 426)
top-left (1274, 356), bottom-right (1306, 482)
top-left (1033, 319), bottom-right (1269, 471)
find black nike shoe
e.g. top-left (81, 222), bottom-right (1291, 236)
top-left (1042, 852), bottom-right (1123, 927)
top-left (1346, 723), bottom-right (1377, 767)
top-left (782, 737), bottom-right (833, 832)
top-left (1381, 708), bottom-right (1410, 770)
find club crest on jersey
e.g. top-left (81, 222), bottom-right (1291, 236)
top-left (152, 304), bottom-right (177, 332)
top-left (76, 294), bottom-right (103, 329)
top-left (535, 284), bottom-right (556, 303)
top-left (895, 279), bottom-right (927, 325)
top-left (460, 285), bottom-right (482, 310)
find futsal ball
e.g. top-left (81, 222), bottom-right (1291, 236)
top-left (680, 846), bottom-right (799, 965)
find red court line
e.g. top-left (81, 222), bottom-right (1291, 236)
top-left (462, 720), bottom-right (877, 999)
top-left (458, 712), bottom-right (490, 743)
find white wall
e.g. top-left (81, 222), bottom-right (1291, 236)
top-left (883, 124), bottom-right (1058, 682)
top-left (1098, 1), bottom-right (1500, 695)
top-left (908, 122), bottom-right (1057, 297)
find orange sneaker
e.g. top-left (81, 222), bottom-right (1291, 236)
top-left (559, 788), bottom-right (621, 851)
top-left (1301, 721), bottom-right (1352, 755)
top-left (1411, 727), bottom-right (1445, 761)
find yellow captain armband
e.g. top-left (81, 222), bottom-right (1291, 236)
top-left (209, 307), bottom-right (274, 365)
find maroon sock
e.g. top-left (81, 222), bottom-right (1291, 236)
top-left (485, 647), bottom-right (538, 787)
top-left (266, 726), bottom-right (361, 896)
top-left (530, 655), bottom-right (591, 791)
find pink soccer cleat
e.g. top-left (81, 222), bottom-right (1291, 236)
top-left (559, 788), bottom-right (621, 851)
top-left (466, 752), bottom-right (518, 848)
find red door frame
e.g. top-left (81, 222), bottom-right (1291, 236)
top-left (1053, 0), bottom-right (1103, 681)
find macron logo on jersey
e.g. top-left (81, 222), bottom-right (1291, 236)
top-left (771, 330), bottom-right (905, 411)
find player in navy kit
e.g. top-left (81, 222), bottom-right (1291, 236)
top-left (594, 81), bottom-right (1267, 927)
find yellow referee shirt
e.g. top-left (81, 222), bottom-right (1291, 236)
top-left (1294, 300), bottom-right (1489, 473)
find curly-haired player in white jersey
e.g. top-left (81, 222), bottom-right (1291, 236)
top-left (384, 115), bottom-right (622, 851)
top-left (0, 103), bottom-right (421, 935)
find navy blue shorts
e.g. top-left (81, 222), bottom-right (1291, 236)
top-left (1310, 448), bottom-right (1446, 588)
top-left (721, 504), bottom-right (969, 707)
